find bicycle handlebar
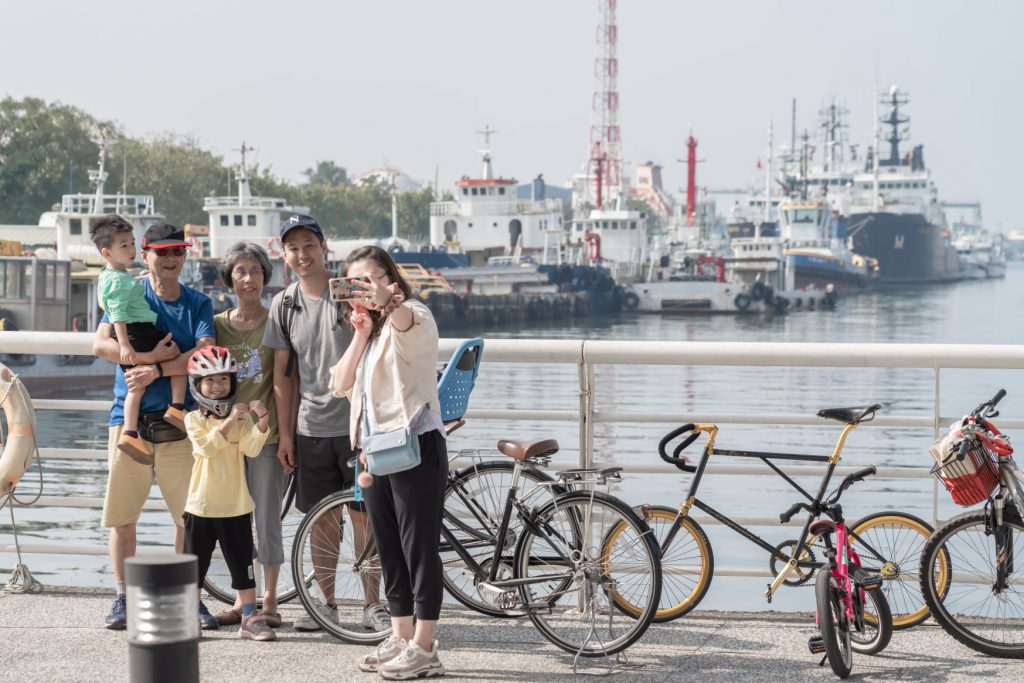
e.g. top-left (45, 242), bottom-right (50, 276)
top-left (778, 465), bottom-right (877, 523)
top-left (971, 388), bottom-right (1006, 419)
top-left (659, 424), bottom-right (698, 473)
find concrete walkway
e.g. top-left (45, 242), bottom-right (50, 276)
top-left (1, 587), bottom-right (1022, 682)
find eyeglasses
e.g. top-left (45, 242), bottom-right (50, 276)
top-left (231, 266), bottom-right (264, 280)
top-left (150, 247), bottom-right (187, 257)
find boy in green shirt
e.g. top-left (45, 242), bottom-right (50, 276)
top-left (90, 214), bottom-right (187, 464)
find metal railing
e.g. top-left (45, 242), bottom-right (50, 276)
top-left (3, 331), bottom-right (1023, 575)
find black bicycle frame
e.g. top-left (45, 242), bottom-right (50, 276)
top-left (664, 443), bottom-right (838, 572)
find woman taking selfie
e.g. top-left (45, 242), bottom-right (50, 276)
top-left (329, 245), bottom-right (447, 680)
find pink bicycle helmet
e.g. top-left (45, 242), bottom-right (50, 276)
top-left (187, 345), bottom-right (238, 417)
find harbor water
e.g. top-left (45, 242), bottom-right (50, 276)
top-left (7, 263), bottom-right (1024, 612)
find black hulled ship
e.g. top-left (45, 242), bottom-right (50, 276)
top-left (845, 87), bottom-right (961, 283)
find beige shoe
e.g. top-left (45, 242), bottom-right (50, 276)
top-left (239, 614), bottom-right (276, 641)
top-left (163, 406), bottom-right (187, 431)
top-left (358, 635), bottom-right (405, 673)
top-left (379, 640), bottom-right (446, 680)
top-left (118, 433), bottom-right (153, 466)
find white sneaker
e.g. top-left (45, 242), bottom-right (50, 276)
top-left (362, 603), bottom-right (391, 632)
top-left (358, 635), bottom-right (405, 672)
top-left (294, 602), bottom-right (337, 632)
top-left (379, 640), bottom-right (446, 680)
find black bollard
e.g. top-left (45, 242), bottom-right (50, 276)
top-left (125, 554), bottom-right (199, 683)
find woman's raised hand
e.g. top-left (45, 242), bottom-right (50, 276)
top-left (349, 302), bottom-right (374, 337)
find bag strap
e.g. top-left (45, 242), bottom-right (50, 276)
top-left (278, 282), bottom-right (300, 378)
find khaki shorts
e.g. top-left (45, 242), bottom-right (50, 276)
top-left (101, 425), bottom-right (194, 528)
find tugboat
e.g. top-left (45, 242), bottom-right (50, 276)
top-left (844, 87), bottom-right (961, 283)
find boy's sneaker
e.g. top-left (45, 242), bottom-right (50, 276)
top-left (104, 594), bottom-right (127, 630)
top-left (198, 600), bottom-right (219, 630)
top-left (117, 434), bottom-right (152, 466)
top-left (358, 635), bottom-right (405, 673)
top-left (294, 602), bottom-right (337, 632)
top-left (379, 640), bottom-right (446, 680)
top-left (362, 603), bottom-right (391, 632)
top-left (163, 406), bottom-right (187, 431)
top-left (239, 614), bottom-right (276, 641)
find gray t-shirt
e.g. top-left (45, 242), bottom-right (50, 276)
top-left (263, 282), bottom-right (352, 438)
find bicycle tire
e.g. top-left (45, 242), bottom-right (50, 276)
top-left (514, 490), bottom-right (661, 657)
top-left (816, 569), bottom-right (853, 678)
top-left (849, 510), bottom-right (945, 630)
top-left (609, 505), bottom-right (713, 623)
top-left (850, 585), bottom-right (892, 655)
top-left (291, 490), bottom-right (390, 645)
top-left (441, 460), bottom-right (561, 617)
top-left (204, 483), bottom-right (305, 607)
top-left (919, 507), bottom-right (1024, 658)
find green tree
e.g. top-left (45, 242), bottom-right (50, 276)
top-left (0, 97), bottom-right (117, 223)
top-left (105, 134), bottom-right (226, 226)
top-left (302, 160), bottom-right (347, 187)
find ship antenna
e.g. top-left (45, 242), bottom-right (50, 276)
top-left (232, 140), bottom-right (255, 204)
top-left (476, 125), bottom-right (498, 180)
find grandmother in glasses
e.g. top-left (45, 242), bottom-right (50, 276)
top-left (205, 242), bottom-right (290, 629)
top-left (91, 221), bottom-right (218, 630)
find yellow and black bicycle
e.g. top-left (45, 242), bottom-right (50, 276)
top-left (612, 404), bottom-right (949, 629)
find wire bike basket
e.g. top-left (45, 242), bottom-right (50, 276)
top-left (929, 433), bottom-right (1001, 507)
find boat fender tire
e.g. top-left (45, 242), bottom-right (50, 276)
top-left (0, 364), bottom-right (36, 495)
top-left (734, 293), bottom-right (752, 311)
top-left (622, 291), bottom-right (640, 310)
top-left (750, 281), bottom-right (767, 302)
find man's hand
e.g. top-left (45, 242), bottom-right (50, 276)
top-left (277, 433), bottom-right (296, 475)
top-left (137, 334), bottom-right (179, 365)
top-left (124, 365), bottom-right (158, 392)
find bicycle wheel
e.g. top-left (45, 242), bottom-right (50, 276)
top-left (920, 508), bottom-right (1024, 658)
top-left (609, 505), bottom-right (713, 623)
top-left (291, 491), bottom-right (389, 644)
top-left (850, 584), bottom-right (892, 655)
top-left (204, 507), bottom-right (304, 606)
top-left (850, 510), bottom-right (945, 629)
top-left (815, 569), bottom-right (853, 678)
top-left (514, 490), bottom-right (661, 656)
top-left (441, 460), bottom-right (560, 617)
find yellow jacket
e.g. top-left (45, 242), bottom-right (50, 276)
top-left (183, 410), bottom-right (268, 518)
top-left (338, 299), bottom-right (440, 449)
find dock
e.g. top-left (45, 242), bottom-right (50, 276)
top-left (1, 586), bottom-right (1021, 682)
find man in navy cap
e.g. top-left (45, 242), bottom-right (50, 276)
top-left (262, 215), bottom-right (387, 632)
top-left (91, 221), bottom-right (218, 629)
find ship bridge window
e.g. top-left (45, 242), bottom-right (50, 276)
top-left (247, 215), bottom-right (257, 226)
top-left (499, 187), bottom-right (505, 195)
top-left (220, 215), bottom-right (229, 226)
top-left (630, 222), bottom-right (637, 230)
top-left (471, 188), bottom-right (478, 196)
top-left (462, 188), bottom-right (468, 196)
top-left (794, 210), bottom-right (816, 223)
top-left (234, 215), bottom-right (243, 226)
top-left (70, 218), bottom-right (82, 235)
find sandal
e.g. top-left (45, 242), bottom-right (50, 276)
top-left (259, 610), bottom-right (282, 628)
top-left (215, 607), bottom-right (242, 626)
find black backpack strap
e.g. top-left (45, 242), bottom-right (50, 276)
top-left (278, 282), bottom-right (300, 378)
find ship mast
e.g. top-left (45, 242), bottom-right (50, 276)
top-left (759, 121), bottom-right (774, 239)
top-left (89, 142), bottom-right (109, 215)
top-left (234, 141), bottom-right (255, 204)
top-left (871, 85), bottom-right (880, 211)
top-left (476, 124), bottom-right (498, 180)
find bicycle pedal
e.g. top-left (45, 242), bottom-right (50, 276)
top-left (807, 635), bottom-right (825, 655)
top-left (857, 572), bottom-right (884, 591)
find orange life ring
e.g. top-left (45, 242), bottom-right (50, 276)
top-left (0, 364), bottom-right (35, 496)
top-left (266, 237), bottom-right (284, 258)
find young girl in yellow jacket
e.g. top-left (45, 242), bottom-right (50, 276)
top-left (183, 345), bottom-right (275, 642)
top-left (330, 246), bottom-right (447, 680)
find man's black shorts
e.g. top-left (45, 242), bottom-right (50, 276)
top-left (113, 321), bottom-right (171, 370)
top-left (295, 434), bottom-right (365, 513)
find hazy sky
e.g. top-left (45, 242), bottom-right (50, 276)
top-left (5, 1), bottom-right (1022, 229)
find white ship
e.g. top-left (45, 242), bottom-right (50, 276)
top-left (947, 202), bottom-right (1006, 280)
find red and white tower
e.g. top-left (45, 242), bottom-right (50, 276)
top-left (588, 0), bottom-right (622, 209)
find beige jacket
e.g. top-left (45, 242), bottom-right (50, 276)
top-left (331, 299), bottom-right (440, 449)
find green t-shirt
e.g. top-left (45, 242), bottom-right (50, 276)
top-left (214, 310), bottom-right (278, 445)
top-left (97, 268), bottom-right (158, 324)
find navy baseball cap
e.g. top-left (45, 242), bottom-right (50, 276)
top-left (141, 222), bottom-right (190, 250)
top-left (279, 214), bottom-right (324, 242)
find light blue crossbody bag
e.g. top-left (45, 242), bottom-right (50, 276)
top-left (360, 343), bottom-right (421, 476)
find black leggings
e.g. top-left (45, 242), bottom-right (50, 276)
top-left (362, 429), bottom-right (448, 620)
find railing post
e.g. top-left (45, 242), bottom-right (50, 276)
top-left (577, 341), bottom-right (591, 469)
top-left (932, 366), bottom-right (941, 528)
